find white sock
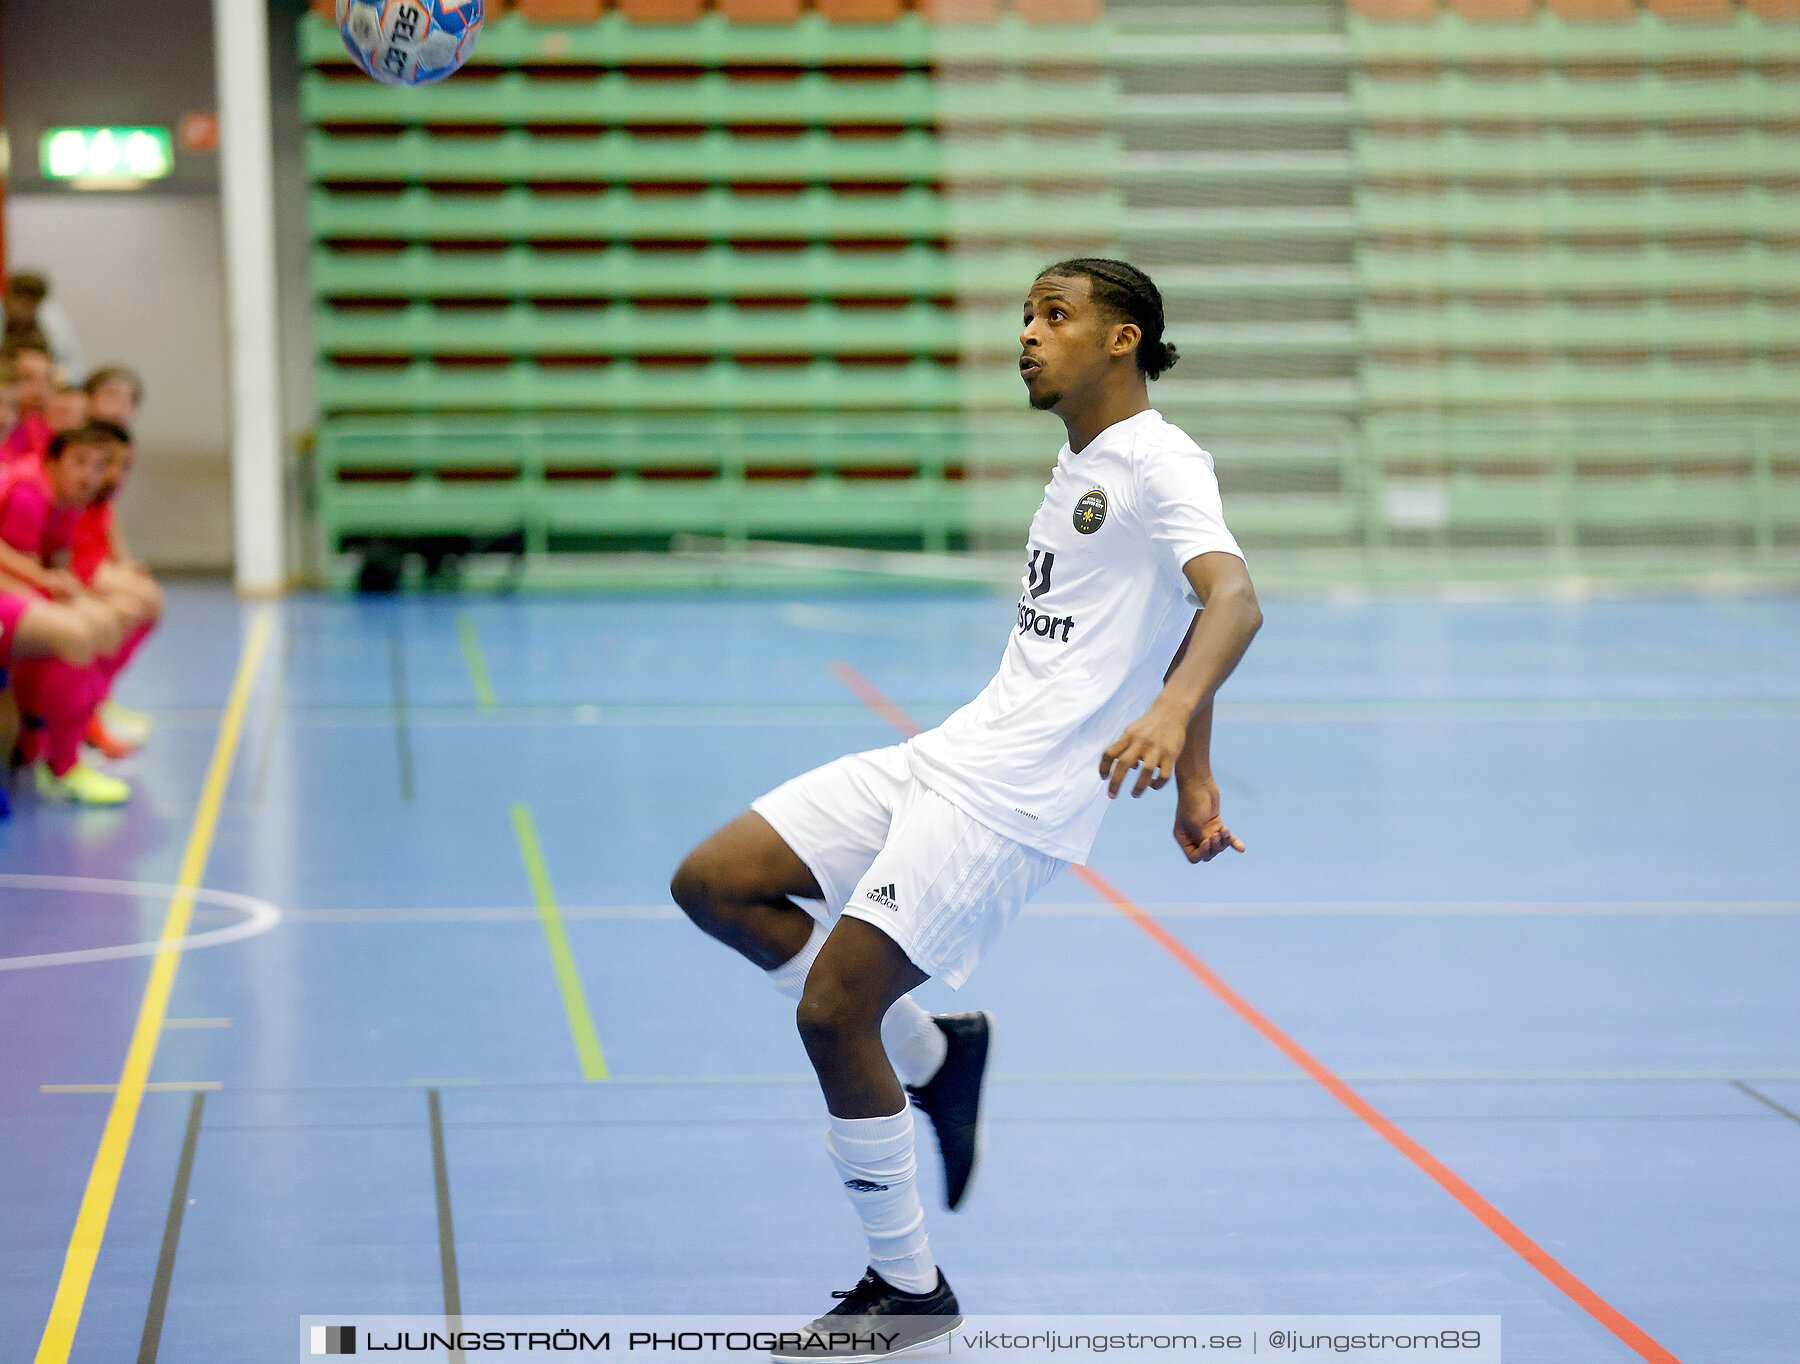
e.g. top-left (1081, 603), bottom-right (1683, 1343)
top-left (881, 997), bottom-right (948, 1088)
top-left (768, 927), bottom-right (947, 1087)
top-left (766, 921), bottom-right (828, 1001)
top-left (825, 1109), bottom-right (936, 1294)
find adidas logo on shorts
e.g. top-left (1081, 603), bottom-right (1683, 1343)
top-left (865, 883), bottom-right (899, 912)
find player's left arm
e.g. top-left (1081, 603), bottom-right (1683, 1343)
top-left (1098, 551), bottom-right (1261, 837)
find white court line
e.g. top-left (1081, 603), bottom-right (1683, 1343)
top-left (276, 900), bottom-right (1800, 924)
top-left (0, 875), bottom-right (283, 970)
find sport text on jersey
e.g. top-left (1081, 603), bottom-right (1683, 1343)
top-left (1017, 547), bottom-right (1075, 643)
top-left (1017, 603), bottom-right (1075, 641)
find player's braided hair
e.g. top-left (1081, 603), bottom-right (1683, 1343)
top-left (1038, 258), bottom-right (1179, 381)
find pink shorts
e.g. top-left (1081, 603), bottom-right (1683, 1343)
top-left (0, 590), bottom-right (28, 669)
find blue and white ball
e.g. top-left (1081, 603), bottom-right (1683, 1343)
top-left (337, 0), bottom-right (485, 88)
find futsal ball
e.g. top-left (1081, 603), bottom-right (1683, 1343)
top-left (337, 0), bottom-right (484, 88)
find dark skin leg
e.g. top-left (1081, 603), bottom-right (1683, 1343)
top-left (673, 811), bottom-right (928, 1118)
top-left (0, 688), bottom-right (19, 770)
top-left (798, 916), bottom-right (928, 1119)
top-left (670, 810), bottom-right (824, 970)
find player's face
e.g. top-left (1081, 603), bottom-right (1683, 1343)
top-left (1019, 275), bottom-right (1113, 413)
top-left (48, 440), bottom-right (113, 506)
top-left (89, 378), bottom-right (138, 426)
top-left (15, 352), bottom-right (52, 411)
top-left (97, 443), bottom-right (135, 499)
top-left (48, 391), bottom-right (87, 433)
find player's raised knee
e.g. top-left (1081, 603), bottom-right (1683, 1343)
top-left (795, 966), bottom-right (878, 1048)
top-left (670, 840), bottom-right (760, 929)
top-left (669, 848), bottom-right (721, 921)
top-left (793, 984), bottom-right (847, 1049)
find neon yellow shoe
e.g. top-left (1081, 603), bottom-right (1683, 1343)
top-left (102, 700), bottom-right (154, 745)
top-left (36, 762), bottom-right (131, 806)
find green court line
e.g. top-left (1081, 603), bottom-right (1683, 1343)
top-left (510, 803), bottom-right (609, 1081)
top-left (457, 612), bottom-right (498, 711)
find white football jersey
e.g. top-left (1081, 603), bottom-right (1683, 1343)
top-left (907, 409), bottom-right (1244, 862)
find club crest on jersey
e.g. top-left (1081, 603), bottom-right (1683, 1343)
top-left (1074, 488), bottom-right (1108, 534)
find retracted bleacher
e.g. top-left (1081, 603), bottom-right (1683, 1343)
top-left (303, 0), bottom-right (1800, 589)
top-left (301, 0), bottom-right (1117, 586)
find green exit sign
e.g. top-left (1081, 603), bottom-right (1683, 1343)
top-left (41, 127), bottom-right (174, 184)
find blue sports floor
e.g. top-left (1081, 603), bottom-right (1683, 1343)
top-left (2, 584), bottom-right (1797, 1362)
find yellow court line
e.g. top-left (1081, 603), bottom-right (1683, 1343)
top-left (457, 611), bottom-right (498, 711)
top-left (34, 610), bottom-right (273, 1364)
top-left (510, 803), bottom-right (609, 1081)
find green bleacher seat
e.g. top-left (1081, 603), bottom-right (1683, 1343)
top-left (303, 11), bottom-right (1121, 71)
top-left (304, 69), bottom-right (1116, 128)
top-left (310, 185), bottom-right (1119, 243)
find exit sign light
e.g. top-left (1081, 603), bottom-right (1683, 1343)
top-left (41, 127), bottom-right (174, 185)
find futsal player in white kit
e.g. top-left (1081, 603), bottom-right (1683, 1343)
top-left (671, 259), bottom-right (1263, 1360)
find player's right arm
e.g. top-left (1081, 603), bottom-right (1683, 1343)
top-left (1171, 697), bottom-right (1242, 863)
top-left (0, 537), bottom-right (73, 598)
top-left (0, 482), bottom-right (76, 597)
top-left (1099, 549), bottom-right (1261, 801)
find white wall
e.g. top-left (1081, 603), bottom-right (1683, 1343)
top-left (7, 193), bottom-right (234, 571)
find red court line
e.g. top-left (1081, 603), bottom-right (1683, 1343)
top-left (830, 658), bottom-right (1683, 1364)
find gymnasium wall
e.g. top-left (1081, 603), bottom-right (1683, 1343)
top-left (4, 195), bottom-right (234, 571)
top-left (3, 2), bottom-right (323, 576)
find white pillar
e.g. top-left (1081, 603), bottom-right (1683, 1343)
top-left (213, 0), bottom-right (286, 594)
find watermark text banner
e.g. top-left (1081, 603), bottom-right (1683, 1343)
top-left (301, 1315), bottom-right (1501, 1361)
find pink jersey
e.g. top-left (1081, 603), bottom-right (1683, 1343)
top-left (71, 500), bottom-right (114, 582)
top-left (0, 588), bottom-right (27, 667)
top-left (0, 458), bottom-right (78, 562)
top-left (2, 411), bottom-right (52, 467)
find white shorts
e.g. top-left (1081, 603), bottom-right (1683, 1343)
top-left (750, 744), bottom-right (1067, 989)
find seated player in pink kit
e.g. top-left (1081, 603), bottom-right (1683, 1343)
top-left (0, 587), bottom-right (129, 675)
top-left (0, 361), bottom-right (23, 442)
top-left (0, 339), bottom-right (56, 466)
top-left (79, 370), bottom-right (158, 751)
top-left (69, 420), bottom-right (161, 758)
top-left (84, 365), bottom-right (143, 430)
top-left (46, 384), bottom-right (88, 436)
top-left (0, 424), bottom-right (155, 804)
top-left (0, 576), bottom-right (134, 819)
